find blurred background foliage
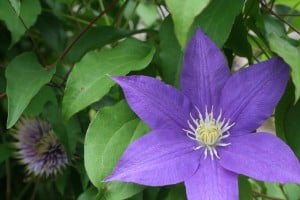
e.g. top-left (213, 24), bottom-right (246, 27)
top-left (0, 0), bottom-right (300, 199)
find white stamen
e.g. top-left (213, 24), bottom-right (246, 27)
top-left (183, 106), bottom-right (235, 160)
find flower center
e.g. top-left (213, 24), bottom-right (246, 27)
top-left (183, 106), bottom-right (235, 160)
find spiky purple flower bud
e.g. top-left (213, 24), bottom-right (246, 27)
top-left (12, 117), bottom-right (68, 177)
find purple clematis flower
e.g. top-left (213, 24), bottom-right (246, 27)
top-left (105, 29), bottom-right (300, 199)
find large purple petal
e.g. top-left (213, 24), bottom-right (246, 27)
top-left (181, 29), bottom-right (231, 113)
top-left (219, 133), bottom-right (300, 183)
top-left (113, 76), bottom-right (193, 130)
top-left (105, 129), bottom-right (201, 186)
top-left (220, 57), bottom-right (289, 133)
top-left (185, 159), bottom-right (238, 200)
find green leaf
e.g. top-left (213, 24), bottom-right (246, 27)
top-left (284, 99), bottom-right (300, 158)
top-left (262, 14), bottom-right (286, 37)
top-left (8, 0), bottom-right (20, 16)
top-left (238, 176), bottom-right (252, 200)
top-left (142, 187), bottom-right (160, 200)
top-left (275, 81), bottom-right (300, 159)
top-left (100, 182), bottom-right (144, 200)
top-left (77, 187), bottom-right (98, 200)
top-left (225, 14), bottom-right (252, 61)
top-left (0, 0), bottom-right (41, 44)
top-left (66, 27), bottom-right (130, 63)
top-left (157, 16), bottom-right (182, 87)
top-left (268, 33), bottom-right (300, 101)
top-left (85, 101), bottom-right (149, 199)
top-left (275, 81), bottom-right (294, 141)
top-left (275, 0), bottom-right (300, 9)
top-left (193, 0), bottom-right (244, 47)
top-left (35, 12), bottom-right (67, 53)
top-left (0, 143), bottom-right (13, 163)
top-left (136, 2), bottom-right (160, 27)
top-left (63, 39), bottom-right (155, 119)
top-left (24, 86), bottom-right (57, 116)
top-left (6, 52), bottom-right (55, 128)
top-left (265, 183), bottom-right (286, 199)
top-left (165, 0), bottom-right (210, 48)
top-left (165, 184), bottom-right (186, 200)
top-left (283, 183), bottom-right (300, 200)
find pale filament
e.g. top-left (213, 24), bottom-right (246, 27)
top-left (183, 106), bottom-right (235, 160)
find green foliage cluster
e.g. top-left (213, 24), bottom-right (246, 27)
top-left (0, 0), bottom-right (300, 199)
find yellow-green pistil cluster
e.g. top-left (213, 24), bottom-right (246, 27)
top-left (183, 107), bottom-right (235, 160)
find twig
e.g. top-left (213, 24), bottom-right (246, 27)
top-left (278, 13), bottom-right (300, 17)
top-left (252, 191), bottom-right (284, 200)
top-left (20, 18), bottom-right (45, 63)
top-left (30, 179), bottom-right (39, 200)
top-left (5, 158), bottom-right (11, 200)
top-left (248, 34), bottom-right (271, 58)
top-left (10, 7), bottom-right (46, 66)
top-left (59, 28), bottom-right (157, 83)
top-left (46, 0), bottom-right (120, 70)
top-left (156, 0), bottom-right (167, 19)
top-left (60, 64), bottom-right (75, 88)
top-left (260, 1), bottom-right (300, 35)
top-left (0, 92), bottom-right (7, 99)
top-left (99, 0), bottom-right (111, 25)
top-left (270, 0), bottom-right (275, 10)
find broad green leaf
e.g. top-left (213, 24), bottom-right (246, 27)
top-left (275, 0), bottom-right (300, 9)
top-left (283, 183), bottom-right (300, 199)
top-left (66, 27), bottom-right (130, 63)
top-left (262, 14), bottom-right (286, 37)
top-left (275, 81), bottom-right (294, 141)
top-left (142, 187), bottom-right (160, 200)
top-left (55, 169), bottom-right (70, 195)
top-left (265, 183), bottom-right (286, 199)
top-left (0, 0), bottom-right (41, 44)
top-left (274, 5), bottom-right (300, 30)
top-left (225, 15), bottom-right (252, 61)
top-left (136, 2), bottom-right (160, 27)
top-left (8, 0), bottom-right (20, 16)
top-left (275, 80), bottom-right (300, 159)
top-left (77, 187), bottom-right (98, 200)
top-left (0, 143), bottom-right (13, 163)
top-left (6, 52), bottom-right (55, 128)
top-left (24, 86), bottom-right (57, 116)
top-left (284, 99), bottom-right (300, 158)
top-left (35, 12), bottom-right (67, 54)
top-left (85, 101), bottom-right (149, 199)
top-left (158, 16), bottom-right (182, 87)
top-left (63, 39), bottom-right (155, 119)
top-left (268, 33), bottom-right (300, 101)
top-left (193, 0), bottom-right (244, 47)
top-left (165, 184), bottom-right (186, 200)
top-left (126, 192), bottom-right (143, 200)
top-left (238, 176), bottom-right (252, 200)
top-left (100, 182), bottom-right (144, 200)
top-left (166, 0), bottom-right (210, 48)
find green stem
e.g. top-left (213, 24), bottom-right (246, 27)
top-left (47, 0), bottom-right (120, 70)
top-left (30, 179), bottom-right (39, 200)
top-left (99, 0), bottom-right (111, 25)
top-left (16, 182), bottom-right (33, 200)
top-left (252, 191), bottom-right (285, 200)
top-left (248, 34), bottom-right (271, 59)
top-left (260, 1), bottom-right (300, 35)
top-left (5, 158), bottom-right (11, 200)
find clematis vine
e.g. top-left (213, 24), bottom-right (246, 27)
top-left (105, 29), bottom-right (300, 199)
